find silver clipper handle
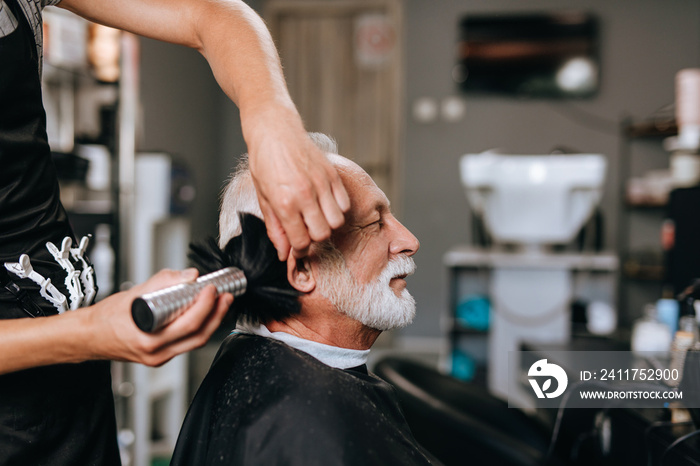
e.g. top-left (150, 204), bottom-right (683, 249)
top-left (131, 267), bottom-right (246, 332)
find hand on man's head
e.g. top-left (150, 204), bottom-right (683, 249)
top-left (243, 109), bottom-right (350, 261)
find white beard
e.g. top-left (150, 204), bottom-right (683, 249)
top-left (316, 253), bottom-right (417, 331)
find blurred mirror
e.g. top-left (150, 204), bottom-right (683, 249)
top-left (454, 11), bottom-right (599, 98)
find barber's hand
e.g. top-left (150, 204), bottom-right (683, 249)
top-left (86, 268), bottom-right (232, 367)
top-left (243, 105), bottom-right (350, 260)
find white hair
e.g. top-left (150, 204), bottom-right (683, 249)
top-left (315, 252), bottom-right (417, 331)
top-left (218, 133), bottom-right (338, 248)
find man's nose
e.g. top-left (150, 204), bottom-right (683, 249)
top-left (390, 220), bottom-right (420, 257)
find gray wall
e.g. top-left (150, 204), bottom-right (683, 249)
top-left (139, 5), bottom-right (259, 243)
top-left (139, 38), bottom-right (228, 241)
top-left (139, 0), bottom-right (700, 340)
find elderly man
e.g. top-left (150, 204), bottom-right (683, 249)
top-left (171, 134), bottom-right (438, 465)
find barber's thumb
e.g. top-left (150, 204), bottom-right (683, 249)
top-left (181, 268), bottom-right (199, 282)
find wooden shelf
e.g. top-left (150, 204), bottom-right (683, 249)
top-left (623, 119), bottom-right (677, 139)
top-left (622, 262), bottom-right (665, 282)
top-left (624, 201), bottom-right (667, 210)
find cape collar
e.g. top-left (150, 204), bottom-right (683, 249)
top-left (234, 321), bottom-right (370, 370)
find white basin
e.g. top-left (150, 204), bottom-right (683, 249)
top-left (460, 152), bottom-right (606, 246)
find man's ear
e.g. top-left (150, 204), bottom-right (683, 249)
top-left (287, 256), bottom-right (316, 293)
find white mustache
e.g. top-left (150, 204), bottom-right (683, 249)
top-left (380, 255), bottom-right (416, 283)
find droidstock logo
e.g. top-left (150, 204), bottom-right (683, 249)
top-left (528, 359), bottom-right (568, 399)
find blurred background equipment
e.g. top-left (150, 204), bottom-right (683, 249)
top-left (447, 151), bottom-right (618, 407)
top-left (664, 69), bottom-right (700, 301)
top-left (87, 23), bottom-right (121, 83)
top-left (128, 152), bottom-right (195, 466)
top-left (454, 12), bottom-right (599, 98)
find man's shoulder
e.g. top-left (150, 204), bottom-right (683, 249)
top-left (199, 334), bottom-right (375, 437)
top-left (212, 333), bottom-right (333, 377)
top-left (210, 333), bottom-right (368, 395)
top-left (204, 334), bottom-right (397, 418)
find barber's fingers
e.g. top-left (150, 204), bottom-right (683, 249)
top-left (300, 157), bottom-right (347, 237)
top-left (132, 268), bottom-right (200, 295)
top-left (143, 286), bottom-right (232, 366)
top-left (259, 188), bottom-right (315, 259)
top-left (299, 194), bottom-right (331, 242)
top-left (310, 182), bottom-right (345, 239)
top-left (259, 196), bottom-right (292, 261)
top-left (283, 210), bottom-right (314, 260)
top-left (154, 285), bottom-right (229, 338)
top-left (159, 290), bottom-right (232, 363)
top-left (324, 162), bottom-right (350, 222)
top-left (274, 174), bottom-right (346, 259)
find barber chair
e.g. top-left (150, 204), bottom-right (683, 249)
top-left (374, 356), bottom-right (564, 466)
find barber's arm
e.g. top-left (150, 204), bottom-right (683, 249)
top-left (58, 0), bottom-right (350, 260)
top-left (0, 269), bottom-right (232, 375)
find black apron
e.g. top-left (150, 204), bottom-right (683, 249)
top-left (0, 1), bottom-right (120, 464)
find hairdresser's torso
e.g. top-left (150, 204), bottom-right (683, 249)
top-left (0, 1), bottom-right (119, 464)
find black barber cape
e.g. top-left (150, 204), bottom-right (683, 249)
top-left (171, 334), bottom-right (441, 465)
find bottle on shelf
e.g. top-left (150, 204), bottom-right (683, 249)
top-left (668, 285), bottom-right (700, 387)
top-left (656, 285), bottom-right (680, 335)
top-left (631, 304), bottom-right (673, 356)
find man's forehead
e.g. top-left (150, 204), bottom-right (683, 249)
top-left (328, 154), bottom-right (390, 218)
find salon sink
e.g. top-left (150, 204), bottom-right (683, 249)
top-left (374, 356), bottom-right (562, 466)
top-left (460, 152), bottom-right (606, 246)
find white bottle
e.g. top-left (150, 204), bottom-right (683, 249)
top-left (668, 315), bottom-right (699, 387)
top-left (631, 304), bottom-right (672, 356)
top-left (92, 224), bottom-right (115, 301)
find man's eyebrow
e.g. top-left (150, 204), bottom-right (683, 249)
top-left (356, 204), bottom-right (383, 225)
top-left (365, 201), bottom-right (390, 222)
